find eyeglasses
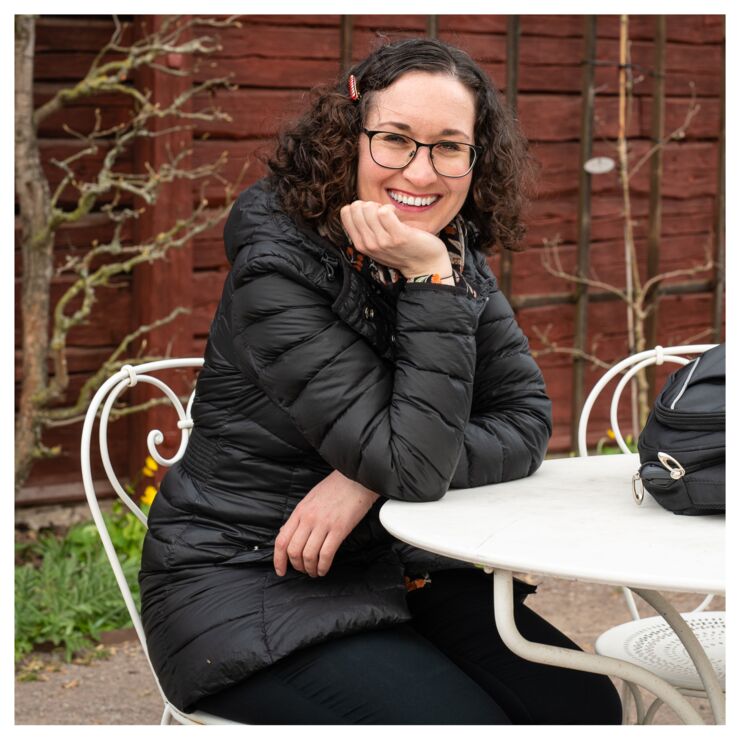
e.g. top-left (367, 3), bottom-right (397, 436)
top-left (362, 129), bottom-right (481, 178)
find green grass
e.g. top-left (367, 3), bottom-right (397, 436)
top-left (15, 502), bottom-right (147, 662)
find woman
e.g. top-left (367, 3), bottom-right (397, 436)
top-left (139, 38), bottom-right (622, 724)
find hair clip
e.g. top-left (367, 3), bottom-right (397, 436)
top-left (348, 74), bottom-right (361, 101)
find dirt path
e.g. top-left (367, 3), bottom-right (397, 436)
top-left (15, 577), bottom-right (722, 725)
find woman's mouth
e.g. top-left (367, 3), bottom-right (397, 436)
top-left (387, 189), bottom-right (440, 211)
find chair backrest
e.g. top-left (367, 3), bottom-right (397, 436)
top-left (80, 358), bottom-right (204, 702)
top-left (577, 344), bottom-right (717, 621)
top-left (577, 344), bottom-right (717, 457)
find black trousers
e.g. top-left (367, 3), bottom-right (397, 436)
top-left (195, 568), bottom-right (622, 724)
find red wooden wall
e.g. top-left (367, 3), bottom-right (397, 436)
top-left (16, 14), bottom-right (725, 504)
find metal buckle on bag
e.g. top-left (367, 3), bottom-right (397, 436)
top-left (632, 472), bottom-right (645, 505)
top-left (657, 452), bottom-right (686, 480)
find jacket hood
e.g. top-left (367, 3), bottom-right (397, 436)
top-left (223, 179), bottom-right (277, 265)
top-left (224, 178), bottom-right (342, 266)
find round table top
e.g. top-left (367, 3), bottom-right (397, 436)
top-left (380, 454), bottom-right (724, 594)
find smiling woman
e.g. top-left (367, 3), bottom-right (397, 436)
top-left (138, 38), bottom-right (622, 725)
top-left (269, 38), bottom-right (531, 255)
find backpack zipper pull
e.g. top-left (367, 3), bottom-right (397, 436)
top-left (657, 451), bottom-right (686, 480)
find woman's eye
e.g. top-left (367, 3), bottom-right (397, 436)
top-left (378, 133), bottom-right (410, 145)
top-left (437, 141), bottom-right (464, 153)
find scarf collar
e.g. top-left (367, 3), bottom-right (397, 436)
top-left (342, 214), bottom-right (475, 296)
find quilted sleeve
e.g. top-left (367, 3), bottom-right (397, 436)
top-left (230, 254), bottom-right (489, 502)
top-left (450, 287), bottom-right (552, 488)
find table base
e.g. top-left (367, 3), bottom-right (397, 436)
top-left (490, 569), bottom-right (715, 725)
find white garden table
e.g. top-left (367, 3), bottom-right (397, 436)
top-left (379, 453), bottom-right (725, 724)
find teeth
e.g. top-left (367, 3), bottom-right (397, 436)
top-left (389, 191), bottom-right (438, 207)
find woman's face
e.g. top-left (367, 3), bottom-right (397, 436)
top-left (357, 71), bottom-right (477, 236)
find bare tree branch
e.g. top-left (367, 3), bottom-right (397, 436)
top-left (15, 14), bottom-right (243, 491)
top-left (629, 83), bottom-right (701, 181)
top-left (530, 324), bottom-right (612, 370)
top-left (541, 238), bottom-right (630, 303)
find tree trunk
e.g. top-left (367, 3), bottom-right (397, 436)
top-left (15, 16), bottom-right (54, 492)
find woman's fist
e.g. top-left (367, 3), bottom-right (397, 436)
top-left (340, 200), bottom-right (452, 280)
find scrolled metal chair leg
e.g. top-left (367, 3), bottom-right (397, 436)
top-left (643, 697), bottom-right (665, 725)
top-left (622, 680), bottom-right (646, 724)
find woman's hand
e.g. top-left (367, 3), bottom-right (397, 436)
top-left (273, 470), bottom-right (381, 578)
top-left (340, 200), bottom-right (453, 281)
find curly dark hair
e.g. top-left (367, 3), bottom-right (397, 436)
top-left (267, 38), bottom-right (533, 253)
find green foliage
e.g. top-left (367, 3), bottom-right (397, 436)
top-left (15, 501), bottom-right (148, 662)
top-left (596, 430), bottom-right (638, 455)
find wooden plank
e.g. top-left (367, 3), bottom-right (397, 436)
top-left (524, 193), bottom-right (716, 246)
top-left (35, 51), bottom-right (107, 81)
top-left (192, 139), bottom-right (271, 200)
top-left (441, 16), bottom-right (510, 34)
top-left (34, 16), bottom-right (133, 51)
top-left (196, 57), bottom-right (339, 87)
top-left (192, 89), bottom-right (305, 138)
top-left (352, 15), bottom-right (428, 31)
top-left (589, 15), bottom-right (724, 43)
top-left (239, 16), bottom-right (341, 27)
top-left (350, 28), bottom-right (430, 59)
top-left (36, 27), bottom-right (724, 96)
top-left (642, 96), bottom-right (722, 139)
top-left (215, 23), bottom-right (340, 59)
top-left (190, 269), bottom-right (229, 336)
top-left (510, 233), bottom-right (714, 298)
top-left (14, 347), bottom-right (119, 381)
top-left (437, 31), bottom-right (508, 62)
top-left (531, 140), bottom-right (719, 198)
top-left (517, 94), bottom-right (640, 142)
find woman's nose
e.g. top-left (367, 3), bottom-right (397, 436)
top-left (402, 146), bottom-right (438, 187)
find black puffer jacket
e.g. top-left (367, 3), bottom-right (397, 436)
top-left (139, 179), bottom-right (552, 712)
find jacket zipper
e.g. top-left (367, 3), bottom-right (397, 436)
top-left (320, 252), bottom-right (340, 281)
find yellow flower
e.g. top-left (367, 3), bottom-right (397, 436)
top-left (142, 456), bottom-right (159, 477)
top-left (141, 486), bottom-right (158, 506)
top-left (606, 429), bottom-right (616, 440)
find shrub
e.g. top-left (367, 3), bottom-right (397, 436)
top-left (15, 501), bottom-right (148, 662)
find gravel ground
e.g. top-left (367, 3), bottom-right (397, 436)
top-left (14, 576), bottom-right (723, 725)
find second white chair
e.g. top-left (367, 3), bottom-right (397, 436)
top-left (577, 344), bottom-right (725, 724)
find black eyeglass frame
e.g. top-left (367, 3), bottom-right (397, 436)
top-left (362, 128), bottom-right (482, 179)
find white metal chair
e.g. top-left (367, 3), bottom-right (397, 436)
top-left (578, 344), bottom-right (725, 723)
top-left (80, 358), bottom-right (243, 725)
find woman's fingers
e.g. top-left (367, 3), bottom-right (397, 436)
top-left (341, 201), bottom-right (393, 254)
top-left (347, 202), bottom-right (378, 252)
top-left (300, 526), bottom-right (330, 578)
top-left (274, 509), bottom-right (331, 578)
top-left (358, 202), bottom-right (393, 250)
top-left (340, 204), bottom-right (362, 249)
top-left (273, 512), bottom-right (301, 576)
top-left (317, 530), bottom-right (345, 577)
top-left (284, 520), bottom-right (314, 575)
top-left (376, 203), bottom-right (404, 238)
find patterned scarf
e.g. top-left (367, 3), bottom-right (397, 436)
top-left (342, 214), bottom-right (476, 297)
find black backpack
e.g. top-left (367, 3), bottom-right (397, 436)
top-left (636, 344), bottom-right (725, 515)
